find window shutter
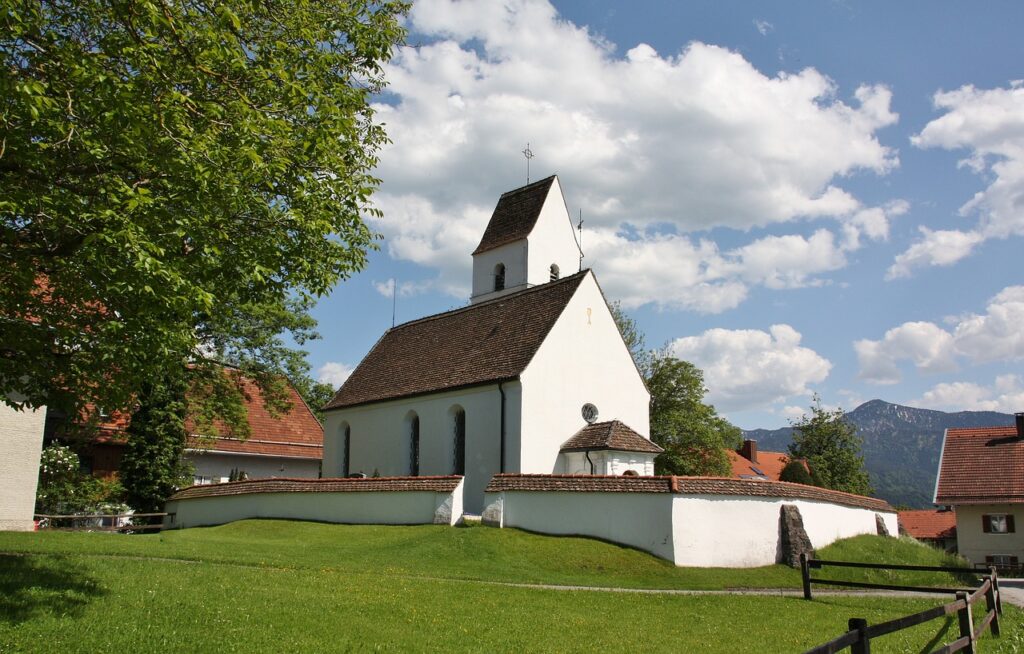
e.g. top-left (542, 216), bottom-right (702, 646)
top-left (1012, 556), bottom-right (1020, 567)
top-left (983, 515), bottom-right (992, 533)
top-left (986, 556), bottom-right (994, 564)
top-left (1008, 515), bottom-right (1016, 533)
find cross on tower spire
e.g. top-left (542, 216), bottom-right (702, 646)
top-left (522, 142), bottom-right (534, 184)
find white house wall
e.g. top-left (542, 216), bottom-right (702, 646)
top-left (954, 504), bottom-right (1024, 566)
top-left (323, 382), bottom-right (520, 513)
top-left (0, 399), bottom-right (46, 531)
top-left (520, 273), bottom-right (650, 474)
top-left (559, 451), bottom-right (656, 476)
top-left (524, 177), bottom-right (582, 285)
top-left (186, 451), bottom-right (320, 483)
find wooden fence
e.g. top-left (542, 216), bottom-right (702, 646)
top-left (34, 513), bottom-right (167, 532)
top-left (801, 554), bottom-right (1002, 654)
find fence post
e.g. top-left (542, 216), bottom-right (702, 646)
top-left (801, 552), bottom-right (812, 600)
top-left (990, 566), bottom-right (1003, 615)
top-left (985, 575), bottom-right (1001, 637)
top-left (849, 618), bottom-right (870, 654)
top-left (956, 591), bottom-right (975, 654)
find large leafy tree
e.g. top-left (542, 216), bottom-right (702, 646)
top-left (0, 1), bottom-right (407, 424)
top-left (610, 305), bottom-right (740, 476)
top-left (787, 395), bottom-right (872, 496)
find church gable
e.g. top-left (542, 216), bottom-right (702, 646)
top-left (324, 271), bottom-right (588, 410)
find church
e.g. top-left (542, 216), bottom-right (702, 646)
top-left (322, 176), bottom-right (657, 512)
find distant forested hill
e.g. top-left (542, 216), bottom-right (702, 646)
top-left (743, 400), bottom-right (1014, 508)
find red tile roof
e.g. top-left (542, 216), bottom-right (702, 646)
top-left (168, 476), bottom-right (463, 501)
top-left (935, 426), bottom-right (1023, 504)
top-left (898, 509), bottom-right (957, 540)
top-left (485, 474), bottom-right (893, 511)
top-left (472, 176), bottom-right (556, 255)
top-left (560, 420), bottom-right (663, 454)
top-left (727, 449), bottom-right (792, 481)
top-left (325, 271), bottom-right (588, 410)
top-left (92, 376), bottom-right (323, 459)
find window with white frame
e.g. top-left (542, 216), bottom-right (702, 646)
top-left (983, 513), bottom-right (1015, 534)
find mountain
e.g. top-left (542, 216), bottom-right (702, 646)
top-left (743, 400), bottom-right (1015, 508)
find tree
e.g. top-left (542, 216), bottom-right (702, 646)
top-left (787, 395), bottom-right (872, 496)
top-left (647, 352), bottom-right (741, 477)
top-left (609, 301), bottom-right (651, 375)
top-left (778, 458), bottom-right (814, 486)
top-left (1, 1), bottom-right (408, 426)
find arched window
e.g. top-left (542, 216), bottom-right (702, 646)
top-left (494, 263), bottom-right (505, 291)
top-left (340, 423), bottom-right (351, 477)
top-left (409, 413), bottom-right (420, 476)
top-left (549, 263), bottom-right (560, 281)
top-left (451, 406), bottom-right (466, 475)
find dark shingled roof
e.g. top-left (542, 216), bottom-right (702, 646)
top-left (485, 474), bottom-right (894, 511)
top-left (168, 476), bottom-right (463, 501)
top-left (935, 426), bottom-right (1024, 504)
top-left (324, 270), bottom-right (589, 410)
top-left (560, 420), bottom-right (663, 454)
top-left (472, 176), bottom-right (557, 255)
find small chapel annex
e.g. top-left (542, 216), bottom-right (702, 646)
top-left (322, 176), bottom-right (656, 512)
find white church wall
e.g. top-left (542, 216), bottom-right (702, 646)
top-left (556, 451), bottom-right (654, 475)
top-left (483, 490), bottom-right (677, 561)
top-left (165, 478), bottom-right (465, 529)
top-left (0, 397), bottom-right (46, 531)
top-left (323, 382), bottom-right (520, 513)
top-left (525, 176), bottom-right (581, 286)
top-left (519, 273), bottom-right (650, 474)
top-left (471, 241), bottom-right (528, 303)
top-left (670, 496), bottom-right (894, 567)
top-left (186, 451), bottom-right (320, 483)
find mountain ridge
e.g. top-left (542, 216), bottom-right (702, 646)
top-left (743, 400), bottom-right (1015, 508)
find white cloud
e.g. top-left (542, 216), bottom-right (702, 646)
top-left (915, 374), bottom-right (1024, 413)
top-left (367, 0), bottom-right (903, 310)
top-left (753, 19), bottom-right (774, 36)
top-left (855, 285), bottom-right (1024, 382)
top-left (894, 83), bottom-right (1024, 277)
top-left (317, 362), bottom-right (355, 388)
top-left (669, 324), bottom-right (832, 411)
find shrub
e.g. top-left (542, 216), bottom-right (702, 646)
top-left (779, 459), bottom-right (814, 486)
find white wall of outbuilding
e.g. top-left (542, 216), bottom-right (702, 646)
top-left (0, 398), bottom-right (46, 531)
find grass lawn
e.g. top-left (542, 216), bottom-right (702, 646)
top-left (1, 521), bottom-right (1020, 652)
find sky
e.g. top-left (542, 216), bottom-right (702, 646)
top-left (305, 0), bottom-right (1024, 430)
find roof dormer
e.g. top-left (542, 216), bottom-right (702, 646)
top-left (470, 175), bottom-right (581, 303)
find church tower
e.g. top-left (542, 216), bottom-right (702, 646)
top-left (470, 175), bottom-right (582, 303)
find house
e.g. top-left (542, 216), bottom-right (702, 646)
top-left (727, 439), bottom-right (793, 481)
top-left (49, 376), bottom-right (324, 485)
top-left (322, 176), bottom-right (652, 512)
top-left (934, 414), bottom-right (1024, 568)
top-left (0, 395), bottom-right (47, 531)
top-left (898, 509), bottom-right (957, 552)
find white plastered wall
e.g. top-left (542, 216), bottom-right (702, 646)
top-left (954, 504), bottom-right (1024, 566)
top-left (671, 495), bottom-right (897, 567)
top-left (519, 272), bottom-right (650, 474)
top-left (471, 241), bottom-right (528, 302)
top-left (558, 450), bottom-right (656, 476)
top-left (165, 480), bottom-right (464, 529)
top-left (323, 383), bottom-right (520, 514)
top-left (524, 177), bottom-right (582, 285)
top-left (186, 451), bottom-right (320, 482)
top-left (0, 398), bottom-right (46, 531)
top-left (484, 490), bottom-right (676, 560)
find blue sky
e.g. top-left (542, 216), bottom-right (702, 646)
top-left (305, 0), bottom-right (1024, 429)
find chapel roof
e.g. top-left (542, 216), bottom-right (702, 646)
top-left (472, 175), bottom-right (557, 255)
top-left (324, 270), bottom-right (590, 410)
top-left (560, 420), bottom-right (663, 454)
top-left (935, 425), bottom-right (1024, 504)
top-left (898, 509), bottom-right (957, 540)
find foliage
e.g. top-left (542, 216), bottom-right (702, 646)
top-left (608, 301), bottom-right (651, 374)
top-left (779, 458), bottom-right (814, 486)
top-left (647, 352), bottom-right (741, 476)
top-left (788, 395), bottom-right (872, 496)
top-left (119, 371), bottom-right (192, 512)
top-left (0, 0), bottom-right (408, 426)
top-left (291, 375), bottom-right (336, 423)
top-left (35, 444), bottom-right (124, 514)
